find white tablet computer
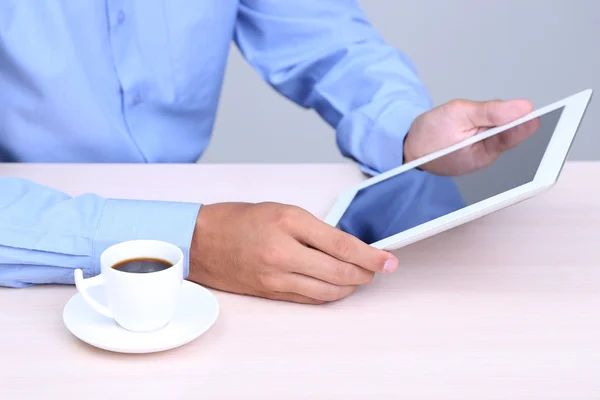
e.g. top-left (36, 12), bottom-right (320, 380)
top-left (324, 89), bottom-right (593, 251)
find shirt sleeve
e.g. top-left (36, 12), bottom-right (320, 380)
top-left (0, 177), bottom-right (200, 288)
top-left (235, 0), bottom-right (432, 175)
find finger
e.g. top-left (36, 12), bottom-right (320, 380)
top-left (483, 115), bottom-right (541, 156)
top-left (262, 290), bottom-right (326, 305)
top-left (284, 273), bottom-right (358, 302)
top-left (496, 116), bottom-right (540, 151)
top-left (291, 213), bottom-right (399, 274)
top-left (285, 244), bottom-right (374, 286)
top-left (464, 99), bottom-right (534, 128)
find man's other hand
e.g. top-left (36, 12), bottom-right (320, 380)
top-left (404, 99), bottom-right (540, 176)
top-left (187, 202), bottom-right (399, 304)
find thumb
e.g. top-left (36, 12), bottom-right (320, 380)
top-left (463, 99), bottom-right (534, 128)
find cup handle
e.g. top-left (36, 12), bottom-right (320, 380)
top-left (74, 269), bottom-right (113, 319)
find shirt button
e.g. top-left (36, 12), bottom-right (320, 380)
top-left (131, 92), bottom-right (142, 106)
top-left (116, 10), bottom-right (125, 25)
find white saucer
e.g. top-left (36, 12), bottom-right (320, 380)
top-left (63, 280), bottom-right (219, 354)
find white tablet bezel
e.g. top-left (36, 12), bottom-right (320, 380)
top-left (324, 89), bottom-right (593, 251)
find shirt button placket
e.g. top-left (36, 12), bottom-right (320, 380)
top-left (106, 0), bottom-right (148, 161)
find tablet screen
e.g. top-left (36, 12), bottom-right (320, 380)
top-left (336, 107), bottom-right (564, 244)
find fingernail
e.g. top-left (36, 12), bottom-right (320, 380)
top-left (383, 257), bottom-right (398, 273)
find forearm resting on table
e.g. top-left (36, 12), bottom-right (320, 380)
top-left (0, 177), bottom-right (200, 288)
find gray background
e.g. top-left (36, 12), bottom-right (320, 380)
top-left (200, 0), bottom-right (598, 164)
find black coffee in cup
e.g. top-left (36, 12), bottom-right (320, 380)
top-left (112, 258), bottom-right (172, 273)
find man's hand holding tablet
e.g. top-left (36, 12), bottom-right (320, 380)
top-left (189, 202), bottom-right (397, 305)
top-left (404, 98), bottom-right (538, 175)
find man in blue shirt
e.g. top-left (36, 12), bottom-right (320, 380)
top-left (0, 2), bottom-right (533, 304)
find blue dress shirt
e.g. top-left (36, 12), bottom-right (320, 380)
top-left (0, 1), bottom-right (446, 288)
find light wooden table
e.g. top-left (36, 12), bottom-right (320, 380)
top-left (1, 162), bottom-right (599, 399)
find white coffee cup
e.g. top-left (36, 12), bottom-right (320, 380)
top-left (74, 240), bottom-right (184, 332)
